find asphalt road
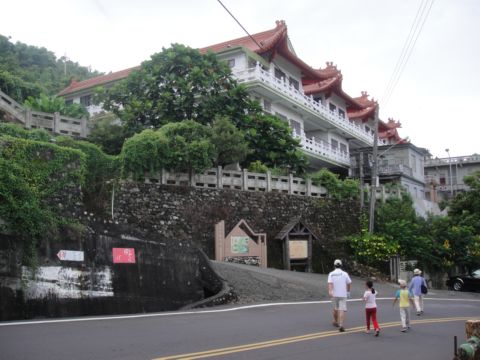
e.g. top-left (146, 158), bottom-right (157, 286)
top-left (1, 296), bottom-right (479, 360)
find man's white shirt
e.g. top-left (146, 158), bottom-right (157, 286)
top-left (327, 268), bottom-right (352, 298)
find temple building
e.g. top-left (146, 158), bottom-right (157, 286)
top-left (58, 20), bottom-right (405, 175)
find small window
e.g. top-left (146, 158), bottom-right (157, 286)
top-left (340, 143), bottom-right (347, 153)
top-left (289, 77), bottom-right (299, 90)
top-left (80, 95), bottom-right (91, 107)
top-left (65, 99), bottom-right (73, 106)
top-left (275, 67), bottom-right (286, 80)
top-left (227, 58), bottom-right (235, 68)
top-left (331, 139), bottom-right (338, 150)
top-left (289, 119), bottom-right (301, 135)
top-left (365, 125), bottom-right (371, 133)
top-left (314, 96), bottom-right (323, 105)
top-left (263, 99), bottom-right (272, 112)
top-left (338, 109), bottom-right (345, 118)
top-left (329, 103), bottom-right (337, 112)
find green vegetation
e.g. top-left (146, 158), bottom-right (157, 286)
top-left (348, 175), bottom-right (480, 274)
top-left (0, 126), bottom-right (86, 267)
top-left (100, 44), bottom-right (307, 173)
top-left (24, 93), bottom-right (89, 119)
top-left (0, 34), bottom-right (101, 102)
top-left (310, 169), bottom-right (360, 200)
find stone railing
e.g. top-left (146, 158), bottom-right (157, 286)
top-left (141, 167), bottom-right (328, 198)
top-left (0, 88), bottom-right (88, 138)
top-left (235, 63), bottom-right (374, 145)
top-left (364, 184), bottom-right (403, 202)
top-left (377, 164), bottom-right (413, 177)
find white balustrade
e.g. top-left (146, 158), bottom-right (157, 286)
top-left (143, 168), bottom-right (328, 198)
top-left (293, 131), bottom-right (350, 166)
top-left (235, 64), bottom-right (374, 145)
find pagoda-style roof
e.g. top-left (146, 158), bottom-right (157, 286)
top-left (378, 118), bottom-right (406, 144)
top-left (201, 20), bottom-right (330, 82)
top-left (347, 91), bottom-right (378, 122)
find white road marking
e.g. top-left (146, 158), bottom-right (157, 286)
top-left (1, 297), bottom-right (479, 327)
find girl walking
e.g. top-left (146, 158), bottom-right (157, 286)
top-left (364, 280), bottom-right (380, 336)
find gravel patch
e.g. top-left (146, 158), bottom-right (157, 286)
top-left (212, 261), bottom-right (480, 305)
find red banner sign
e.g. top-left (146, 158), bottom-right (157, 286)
top-left (112, 248), bottom-right (136, 264)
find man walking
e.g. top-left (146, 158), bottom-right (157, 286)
top-left (328, 259), bottom-right (352, 332)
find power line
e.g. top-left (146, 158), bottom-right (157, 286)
top-left (217, 0), bottom-right (263, 50)
top-left (382, 0), bottom-right (435, 106)
top-left (382, 0), bottom-right (427, 103)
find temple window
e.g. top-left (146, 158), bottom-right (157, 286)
top-left (289, 77), bottom-right (299, 90)
top-left (289, 119), bottom-right (301, 135)
top-left (263, 99), bottom-right (272, 113)
top-left (338, 109), bottom-right (345, 118)
top-left (340, 143), bottom-right (347, 153)
top-left (275, 67), bottom-right (286, 80)
top-left (329, 103), bottom-right (337, 113)
top-left (331, 139), bottom-right (338, 150)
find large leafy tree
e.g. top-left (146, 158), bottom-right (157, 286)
top-left (239, 113), bottom-right (309, 174)
top-left (103, 44), bottom-right (257, 131)
top-left (211, 116), bottom-right (250, 167)
top-left (158, 120), bottom-right (215, 174)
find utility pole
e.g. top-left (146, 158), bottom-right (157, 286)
top-left (368, 106), bottom-right (379, 234)
top-left (359, 152), bottom-right (364, 209)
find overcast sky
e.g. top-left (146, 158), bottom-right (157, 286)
top-left (1, 0), bottom-right (479, 158)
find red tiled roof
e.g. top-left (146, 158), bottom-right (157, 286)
top-left (303, 76), bottom-right (341, 94)
top-left (57, 66), bottom-right (139, 96)
top-left (57, 21), bottom-right (376, 113)
top-left (200, 20), bottom-right (288, 54)
top-left (378, 118), bottom-right (405, 143)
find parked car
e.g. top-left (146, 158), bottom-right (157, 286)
top-left (446, 269), bottom-right (480, 291)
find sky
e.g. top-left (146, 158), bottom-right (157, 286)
top-left (1, 0), bottom-right (479, 158)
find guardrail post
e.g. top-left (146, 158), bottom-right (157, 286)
top-left (288, 173), bottom-right (293, 194)
top-left (306, 178), bottom-right (312, 196)
top-left (53, 112), bottom-right (61, 134)
top-left (266, 171), bottom-right (272, 192)
top-left (24, 109), bottom-right (32, 128)
top-left (81, 117), bottom-right (88, 137)
top-left (242, 168), bottom-right (248, 190)
top-left (161, 168), bottom-right (166, 185)
top-left (217, 166), bottom-right (223, 189)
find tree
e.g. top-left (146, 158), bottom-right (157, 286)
top-left (158, 120), bottom-right (215, 174)
top-left (211, 116), bottom-right (250, 167)
top-left (24, 93), bottom-right (88, 119)
top-left (121, 129), bottom-right (170, 180)
top-left (310, 168), bottom-right (359, 199)
top-left (87, 113), bottom-right (130, 155)
top-left (0, 34), bottom-right (101, 101)
top-left (103, 44), bottom-right (257, 131)
top-left (239, 113), bottom-right (309, 174)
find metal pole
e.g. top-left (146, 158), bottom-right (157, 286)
top-left (368, 106), bottom-right (379, 234)
top-left (446, 149), bottom-right (453, 197)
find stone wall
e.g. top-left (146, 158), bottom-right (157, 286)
top-left (0, 181), bottom-right (360, 320)
top-left (114, 181), bottom-right (361, 272)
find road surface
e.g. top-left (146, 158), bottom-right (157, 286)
top-left (1, 295), bottom-right (479, 359)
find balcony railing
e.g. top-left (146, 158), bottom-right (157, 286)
top-left (234, 63), bottom-right (374, 145)
top-left (425, 154), bottom-right (480, 166)
top-left (293, 131), bottom-right (350, 166)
